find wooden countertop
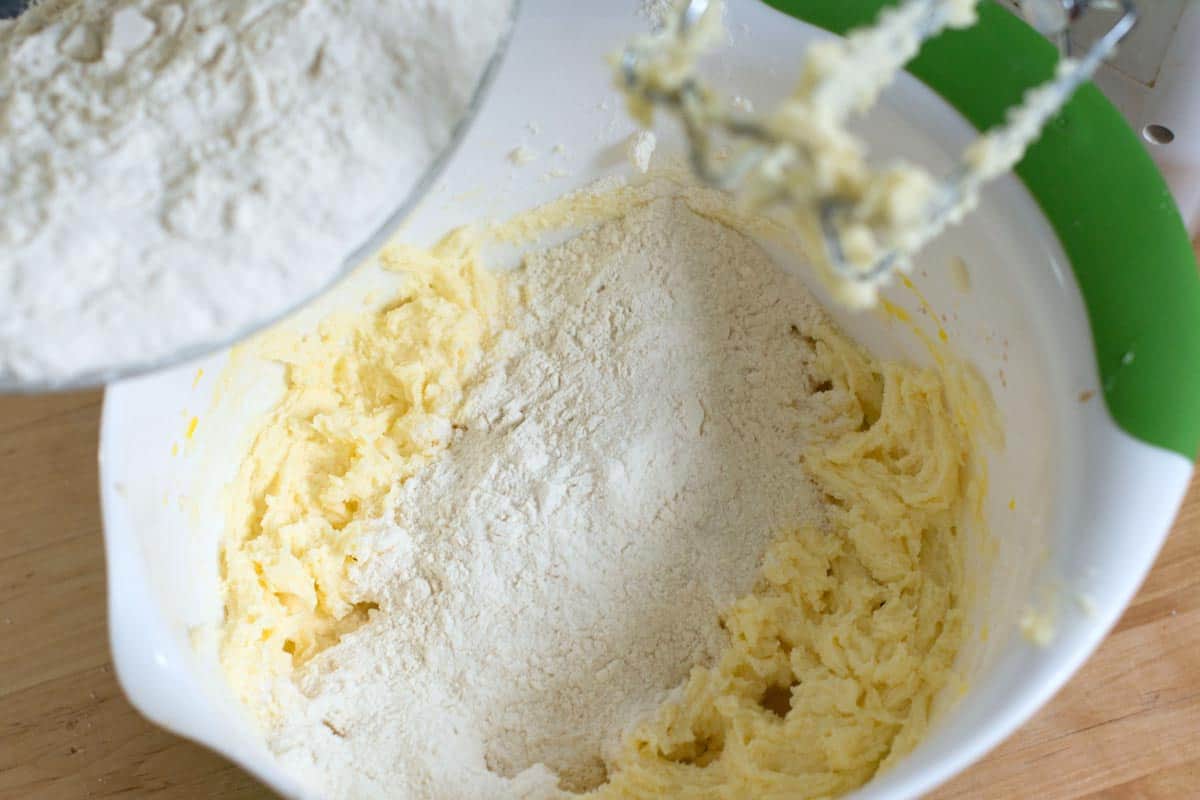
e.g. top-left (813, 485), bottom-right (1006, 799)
top-left (1, 392), bottom-right (1197, 800)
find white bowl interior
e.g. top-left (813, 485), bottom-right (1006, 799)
top-left (98, 2), bottom-right (1194, 798)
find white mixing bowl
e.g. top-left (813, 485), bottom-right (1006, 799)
top-left (99, 1), bottom-right (1200, 797)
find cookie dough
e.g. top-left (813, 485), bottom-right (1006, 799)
top-left (218, 178), bottom-right (993, 798)
top-left (220, 235), bottom-right (502, 706)
top-left (595, 324), bottom-right (985, 798)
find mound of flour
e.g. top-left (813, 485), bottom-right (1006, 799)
top-left (0, 0), bottom-right (509, 383)
top-left (264, 198), bottom-right (836, 799)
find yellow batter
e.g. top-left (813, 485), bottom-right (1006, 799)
top-left (220, 234), bottom-right (502, 705)
top-left (219, 180), bottom-right (992, 797)
top-left (595, 332), bottom-right (982, 798)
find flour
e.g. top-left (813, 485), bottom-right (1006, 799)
top-left (0, 0), bottom-right (510, 384)
top-left (262, 198), bottom-right (834, 799)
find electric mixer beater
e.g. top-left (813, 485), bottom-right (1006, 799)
top-left (620, 0), bottom-right (1138, 305)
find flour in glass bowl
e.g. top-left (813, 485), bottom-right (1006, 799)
top-left (0, 0), bottom-right (511, 385)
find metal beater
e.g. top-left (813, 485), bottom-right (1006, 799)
top-left (620, 0), bottom-right (1138, 297)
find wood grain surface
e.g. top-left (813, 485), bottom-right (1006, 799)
top-left (1, 391), bottom-right (1197, 800)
